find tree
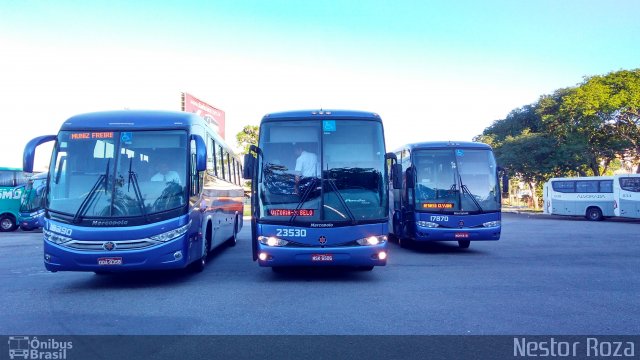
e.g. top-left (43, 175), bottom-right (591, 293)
top-left (236, 125), bottom-right (259, 155)
top-left (559, 69), bottom-right (640, 173)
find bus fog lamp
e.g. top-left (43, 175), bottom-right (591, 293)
top-left (482, 221), bottom-right (500, 228)
top-left (417, 221), bottom-right (439, 228)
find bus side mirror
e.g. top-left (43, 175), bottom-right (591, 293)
top-left (23, 135), bottom-right (56, 173)
top-left (392, 163), bottom-right (403, 189)
top-left (406, 167), bottom-right (415, 189)
top-left (243, 153), bottom-right (255, 179)
top-left (502, 174), bottom-right (509, 193)
top-left (190, 135), bottom-right (207, 172)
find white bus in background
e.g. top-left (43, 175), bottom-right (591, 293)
top-left (543, 176), bottom-right (614, 221)
top-left (613, 174), bottom-right (640, 219)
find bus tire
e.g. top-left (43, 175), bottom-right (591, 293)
top-left (586, 207), bottom-right (603, 221)
top-left (227, 215), bottom-right (238, 247)
top-left (458, 240), bottom-right (470, 249)
top-left (398, 237), bottom-right (413, 249)
top-left (0, 215), bottom-right (18, 232)
top-left (191, 236), bottom-right (211, 273)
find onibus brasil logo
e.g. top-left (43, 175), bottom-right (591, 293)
top-left (8, 336), bottom-right (73, 360)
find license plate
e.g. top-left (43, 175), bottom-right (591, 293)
top-left (98, 257), bottom-right (123, 265)
top-left (455, 233), bottom-right (469, 239)
top-left (311, 254), bottom-right (333, 262)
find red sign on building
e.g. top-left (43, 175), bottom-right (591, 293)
top-left (181, 92), bottom-right (226, 139)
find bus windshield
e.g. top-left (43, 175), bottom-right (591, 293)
top-left (48, 130), bottom-right (188, 221)
top-left (413, 148), bottom-right (500, 212)
top-left (257, 119), bottom-right (387, 223)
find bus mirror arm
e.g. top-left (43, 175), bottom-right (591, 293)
top-left (23, 135), bottom-right (56, 173)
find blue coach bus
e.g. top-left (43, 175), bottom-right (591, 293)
top-left (22, 110), bottom-right (244, 273)
top-left (389, 141), bottom-right (502, 248)
top-left (18, 171), bottom-right (47, 230)
top-left (243, 110), bottom-right (393, 271)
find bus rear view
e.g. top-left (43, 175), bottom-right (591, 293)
top-left (244, 110), bottom-right (392, 271)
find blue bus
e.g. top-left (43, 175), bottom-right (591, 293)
top-left (22, 110), bottom-right (244, 273)
top-left (19, 171), bottom-right (48, 230)
top-left (389, 141), bottom-right (502, 248)
top-left (0, 167), bottom-right (30, 232)
top-left (243, 110), bottom-right (393, 271)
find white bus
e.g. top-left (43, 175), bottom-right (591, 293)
top-left (542, 176), bottom-right (614, 221)
top-left (613, 173), bottom-right (640, 219)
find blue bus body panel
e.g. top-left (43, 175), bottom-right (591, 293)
top-left (19, 209), bottom-right (45, 230)
top-left (256, 223), bottom-right (388, 267)
top-left (412, 212), bottom-right (501, 241)
top-left (43, 215), bottom-right (201, 272)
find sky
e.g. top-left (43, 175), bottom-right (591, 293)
top-left (1, 0), bottom-right (639, 170)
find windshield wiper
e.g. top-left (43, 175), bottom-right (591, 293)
top-left (73, 159), bottom-right (110, 223)
top-left (325, 178), bottom-right (357, 224)
top-left (127, 158), bottom-right (148, 220)
top-left (457, 173), bottom-right (483, 212)
top-left (289, 177), bottom-right (319, 224)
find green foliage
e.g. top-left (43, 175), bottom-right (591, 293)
top-left (479, 68), bottom-right (640, 205)
top-left (236, 125), bottom-right (259, 155)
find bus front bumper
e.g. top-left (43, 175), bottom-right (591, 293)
top-left (43, 237), bottom-right (191, 272)
top-left (256, 243), bottom-right (388, 268)
top-left (413, 225), bottom-right (501, 242)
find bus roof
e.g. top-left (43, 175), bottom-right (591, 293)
top-left (60, 110), bottom-right (205, 131)
top-left (394, 141), bottom-right (492, 152)
top-left (261, 109), bottom-right (381, 123)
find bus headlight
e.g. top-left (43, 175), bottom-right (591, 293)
top-left (43, 229), bottom-right (72, 245)
top-left (482, 221), bottom-right (500, 228)
top-left (150, 221), bottom-right (191, 242)
top-left (258, 236), bottom-right (289, 247)
top-left (356, 235), bottom-right (387, 246)
top-left (416, 221), bottom-right (439, 228)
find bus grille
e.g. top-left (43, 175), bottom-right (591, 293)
top-left (285, 240), bottom-right (359, 248)
top-left (63, 239), bottom-right (160, 251)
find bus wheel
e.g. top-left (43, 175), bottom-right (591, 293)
top-left (458, 240), bottom-right (470, 249)
top-left (398, 237), bottom-right (413, 249)
top-left (586, 207), bottom-right (603, 221)
top-left (227, 216), bottom-right (238, 247)
top-left (0, 215), bottom-right (18, 232)
top-left (191, 237), bottom-right (211, 273)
